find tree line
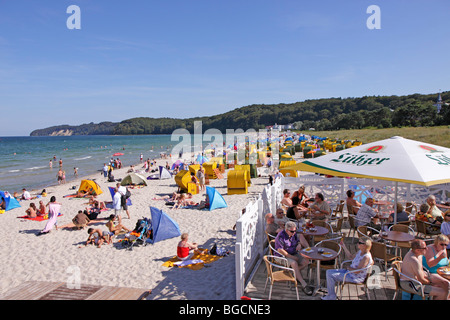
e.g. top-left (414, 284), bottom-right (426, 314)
top-left (30, 91), bottom-right (450, 136)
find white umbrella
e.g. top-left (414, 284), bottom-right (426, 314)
top-left (284, 136), bottom-right (450, 222)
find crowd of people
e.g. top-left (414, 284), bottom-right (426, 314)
top-left (265, 184), bottom-right (450, 300)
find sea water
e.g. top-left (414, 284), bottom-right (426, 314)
top-left (0, 135), bottom-right (197, 193)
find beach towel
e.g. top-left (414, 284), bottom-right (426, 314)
top-left (18, 213), bottom-right (63, 221)
top-left (162, 250), bottom-right (222, 270)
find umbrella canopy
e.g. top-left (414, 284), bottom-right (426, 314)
top-left (113, 152), bottom-right (124, 156)
top-left (196, 155), bottom-right (209, 164)
top-left (284, 136), bottom-right (450, 187)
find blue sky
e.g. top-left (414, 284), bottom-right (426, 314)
top-left (0, 0), bottom-right (449, 136)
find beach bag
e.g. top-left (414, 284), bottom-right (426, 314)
top-left (209, 243), bottom-right (229, 256)
top-left (125, 188), bottom-right (131, 199)
top-left (209, 243), bottom-right (217, 255)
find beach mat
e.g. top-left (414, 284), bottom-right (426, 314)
top-left (162, 249), bottom-right (221, 270)
top-left (18, 213), bottom-right (63, 221)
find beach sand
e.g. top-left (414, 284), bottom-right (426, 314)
top-left (0, 156), bottom-right (272, 300)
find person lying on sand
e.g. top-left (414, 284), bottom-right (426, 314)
top-left (153, 192), bottom-right (192, 202)
top-left (86, 196), bottom-right (106, 210)
top-left (171, 194), bottom-right (198, 210)
top-left (79, 228), bottom-right (112, 248)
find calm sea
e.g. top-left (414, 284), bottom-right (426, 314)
top-left (0, 135), bottom-right (201, 193)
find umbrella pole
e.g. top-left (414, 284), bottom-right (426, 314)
top-left (394, 181), bottom-right (398, 224)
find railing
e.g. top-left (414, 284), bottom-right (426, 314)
top-left (235, 177), bottom-right (281, 300)
top-left (282, 175), bottom-right (449, 208)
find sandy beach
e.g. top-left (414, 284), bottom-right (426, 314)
top-left (0, 154), bottom-right (272, 300)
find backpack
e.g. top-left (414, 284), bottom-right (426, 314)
top-left (209, 243), bottom-right (229, 256)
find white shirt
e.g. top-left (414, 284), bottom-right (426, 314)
top-left (113, 192), bottom-right (122, 210)
top-left (22, 191), bottom-right (31, 200)
top-left (118, 186), bottom-right (127, 196)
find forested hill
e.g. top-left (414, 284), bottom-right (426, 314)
top-left (30, 91), bottom-right (450, 136)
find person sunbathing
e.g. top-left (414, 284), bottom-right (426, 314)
top-left (38, 200), bottom-right (46, 216)
top-left (76, 190), bottom-right (90, 198)
top-left (177, 233), bottom-right (206, 260)
top-left (25, 203), bottom-right (38, 218)
top-left (79, 228), bottom-right (112, 248)
top-left (172, 194), bottom-right (188, 210)
top-left (87, 196), bottom-right (106, 210)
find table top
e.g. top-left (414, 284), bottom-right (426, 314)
top-left (374, 213), bottom-right (391, 220)
top-left (299, 246), bottom-right (338, 261)
top-left (437, 267), bottom-right (450, 280)
top-left (381, 230), bottom-right (415, 243)
top-left (298, 225), bottom-right (329, 237)
top-left (374, 200), bottom-right (392, 206)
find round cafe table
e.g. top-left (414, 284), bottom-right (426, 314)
top-left (299, 247), bottom-right (338, 296)
top-left (373, 213), bottom-right (391, 230)
top-left (381, 231), bottom-right (415, 243)
top-left (437, 267), bottom-right (450, 280)
top-left (381, 230), bottom-right (415, 256)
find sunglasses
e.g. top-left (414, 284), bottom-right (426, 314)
top-left (287, 229), bottom-right (296, 233)
top-left (439, 243), bottom-right (449, 247)
top-left (358, 242), bottom-right (366, 245)
top-left (417, 247), bottom-right (427, 250)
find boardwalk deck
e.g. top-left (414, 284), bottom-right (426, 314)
top-left (1, 281), bottom-right (151, 300)
top-left (243, 233), bottom-right (398, 301)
